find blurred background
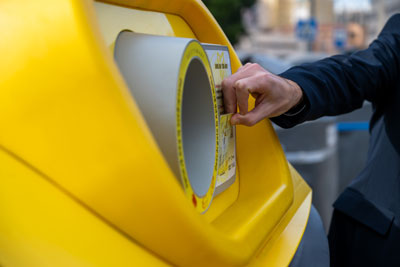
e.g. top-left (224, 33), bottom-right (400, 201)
top-left (203, 0), bottom-right (400, 231)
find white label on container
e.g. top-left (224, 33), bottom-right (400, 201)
top-left (204, 44), bottom-right (236, 191)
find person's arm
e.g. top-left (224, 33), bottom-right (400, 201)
top-left (273, 14), bottom-right (400, 128)
top-left (222, 14), bottom-right (400, 127)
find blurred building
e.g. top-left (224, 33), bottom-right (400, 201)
top-left (239, 0), bottom-right (304, 58)
top-left (240, 0), bottom-right (400, 57)
top-left (238, 0), bottom-right (335, 58)
top-left (239, 0), bottom-right (400, 56)
top-left (312, 0), bottom-right (335, 53)
top-left (369, 0), bottom-right (400, 39)
top-left (256, 0), bottom-right (294, 30)
top-left (336, 0), bottom-right (400, 45)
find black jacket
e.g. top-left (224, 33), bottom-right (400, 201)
top-left (273, 14), bottom-right (400, 265)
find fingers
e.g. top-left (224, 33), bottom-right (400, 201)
top-left (229, 74), bottom-right (279, 125)
top-left (230, 102), bottom-right (267, 126)
top-left (222, 64), bottom-right (302, 127)
top-left (221, 63), bottom-right (265, 113)
top-left (234, 80), bottom-right (249, 115)
top-left (221, 69), bottom-right (249, 113)
top-left (222, 79), bottom-right (237, 113)
top-left (233, 75), bottom-right (262, 115)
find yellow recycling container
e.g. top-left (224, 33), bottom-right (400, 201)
top-left (0, 0), bottom-right (312, 266)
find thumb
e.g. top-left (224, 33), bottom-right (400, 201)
top-left (231, 104), bottom-right (266, 126)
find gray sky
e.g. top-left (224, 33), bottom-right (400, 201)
top-left (334, 0), bottom-right (372, 12)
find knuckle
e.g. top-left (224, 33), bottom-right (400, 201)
top-left (260, 72), bottom-right (272, 85)
top-left (234, 80), bottom-right (246, 90)
top-left (250, 63), bottom-right (261, 70)
top-left (260, 72), bottom-right (270, 79)
top-left (234, 80), bottom-right (241, 88)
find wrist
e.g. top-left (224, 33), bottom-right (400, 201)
top-left (287, 79), bottom-right (303, 108)
top-left (284, 80), bottom-right (306, 116)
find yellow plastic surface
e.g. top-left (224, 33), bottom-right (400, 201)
top-left (0, 0), bottom-right (312, 266)
top-left (0, 148), bottom-right (168, 267)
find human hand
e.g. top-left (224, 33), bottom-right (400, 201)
top-left (221, 63), bottom-right (303, 126)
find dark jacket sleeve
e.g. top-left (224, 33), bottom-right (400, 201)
top-left (271, 14), bottom-right (400, 129)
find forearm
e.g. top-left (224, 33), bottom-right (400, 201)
top-left (272, 14), bottom-right (400, 128)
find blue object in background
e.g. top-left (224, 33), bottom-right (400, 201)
top-left (334, 28), bottom-right (347, 50)
top-left (296, 17), bottom-right (318, 41)
top-left (337, 121), bottom-right (369, 132)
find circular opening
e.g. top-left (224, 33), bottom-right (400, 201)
top-left (181, 58), bottom-right (216, 197)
